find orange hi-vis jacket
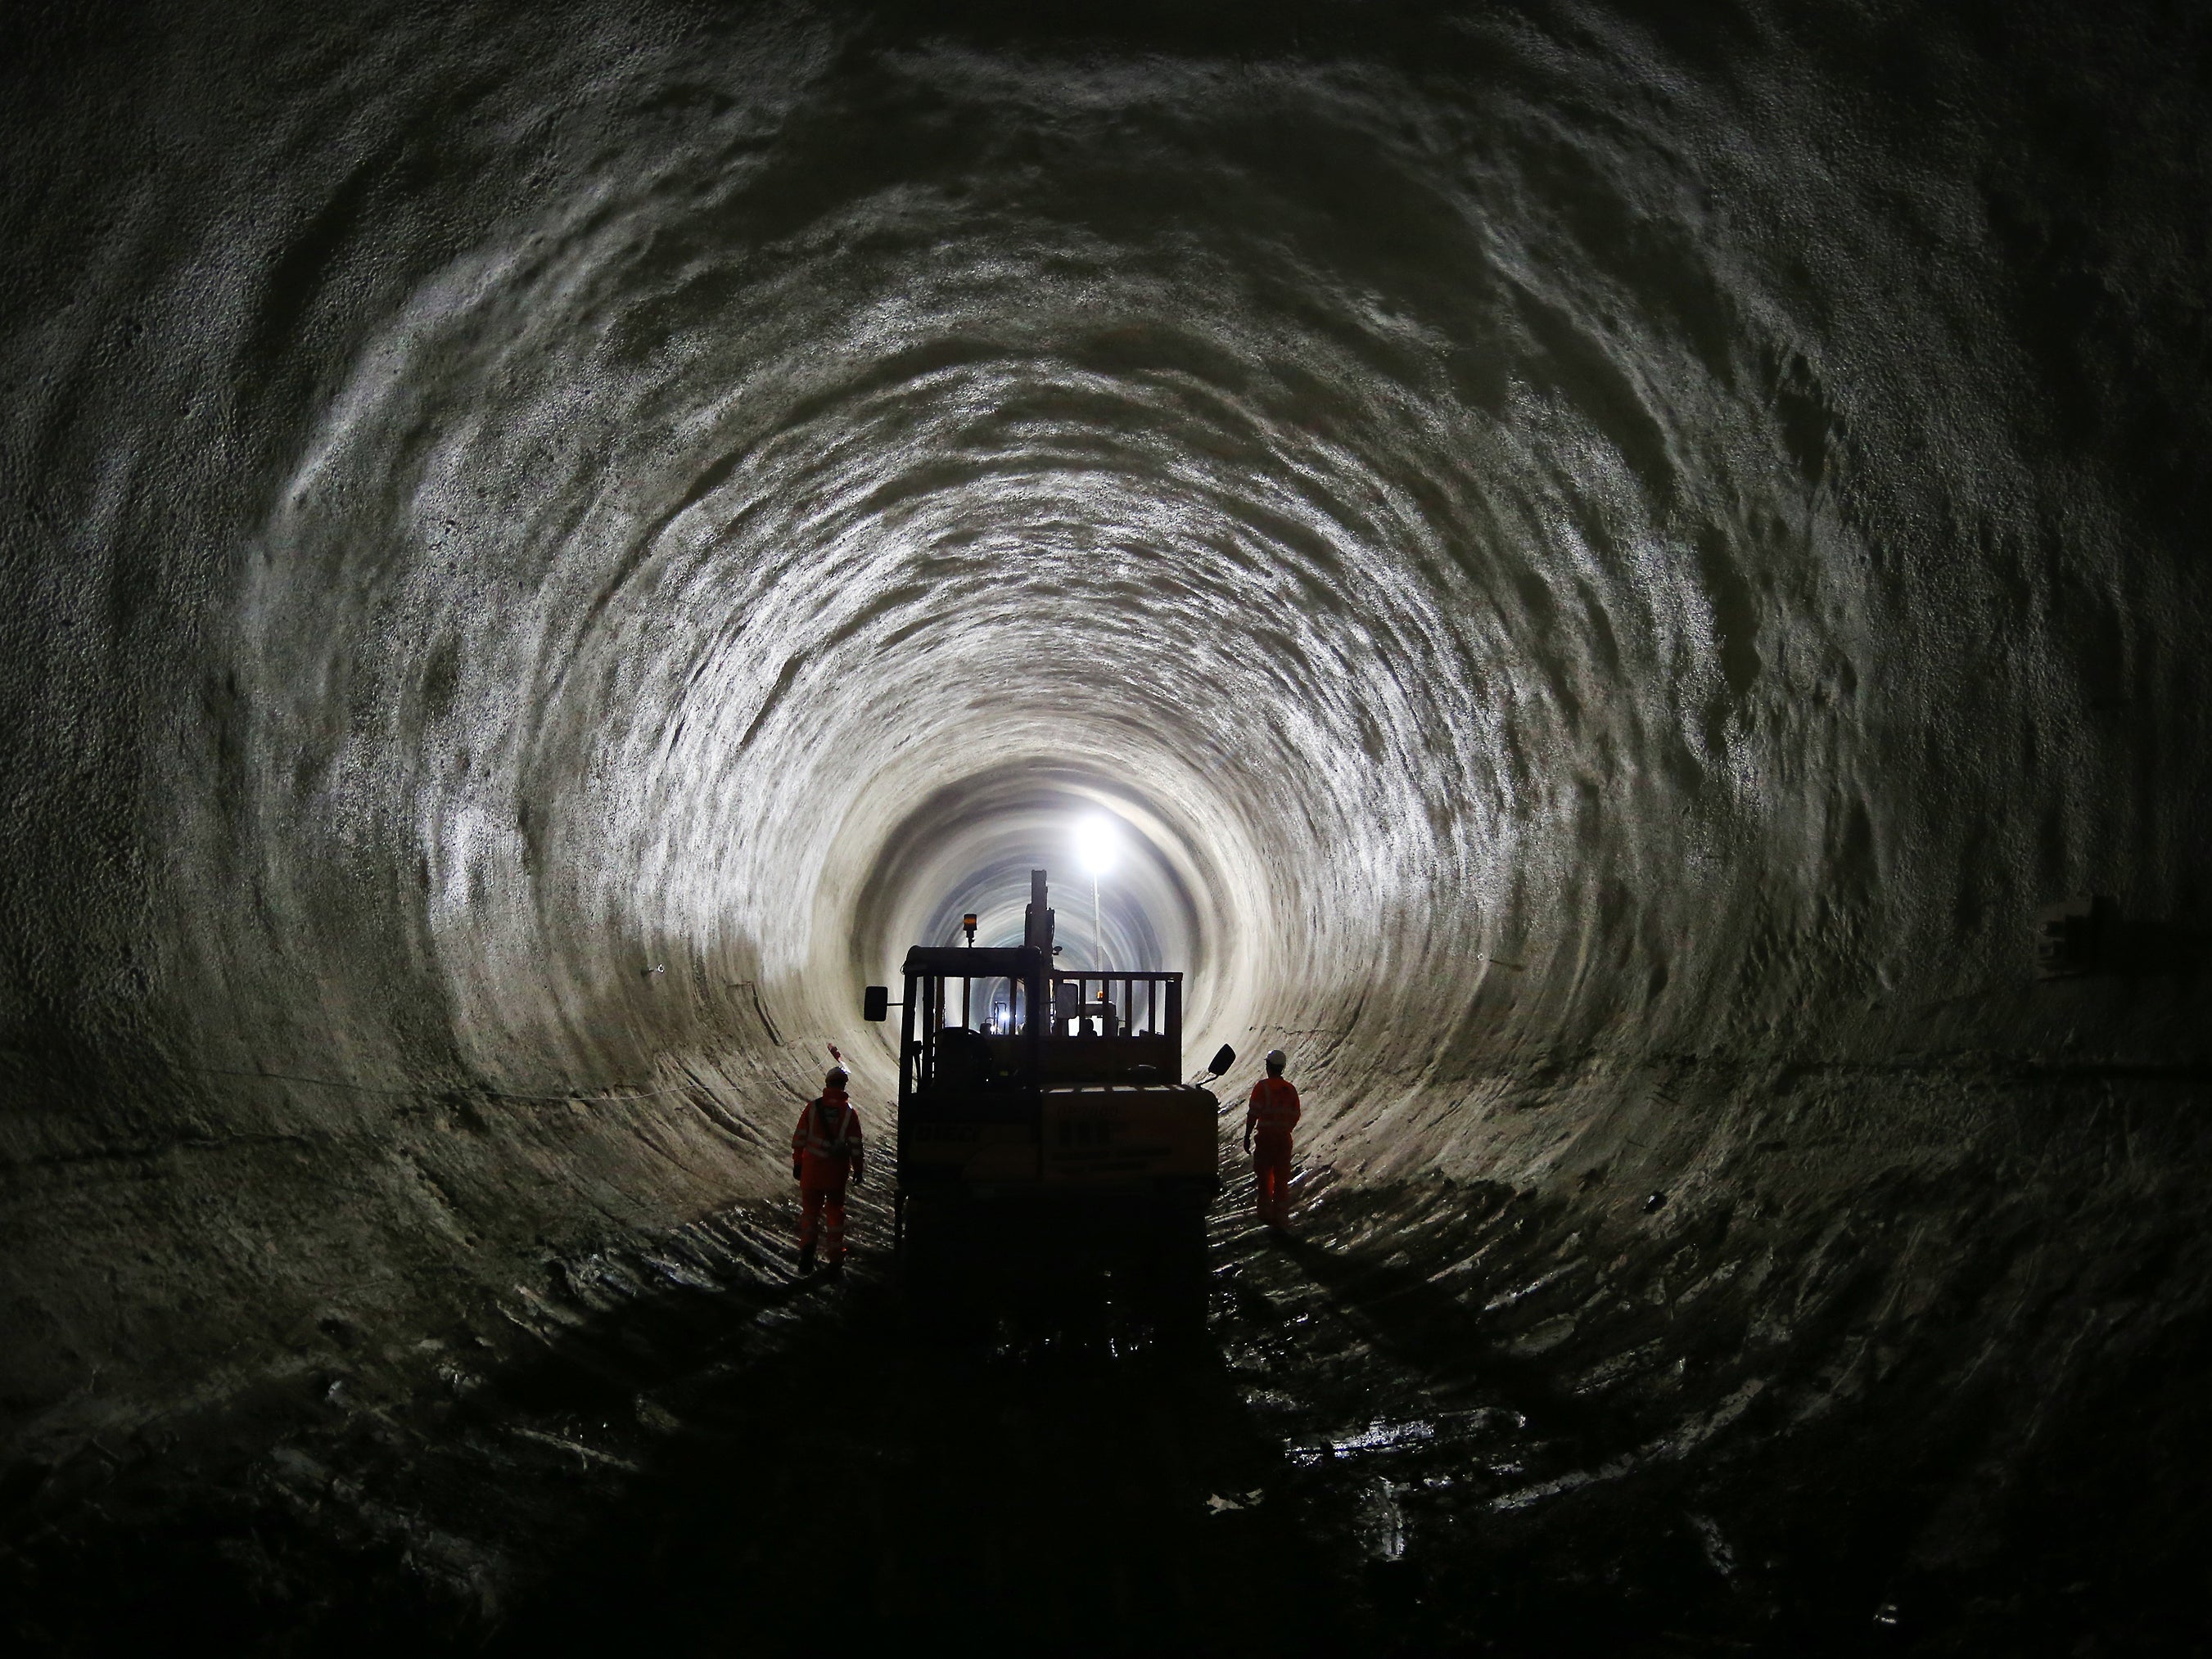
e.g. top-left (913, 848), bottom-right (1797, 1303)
top-left (792, 1090), bottom-right (864, 1186)
top-left (1247, 1076), bottom-right (1302, 1142)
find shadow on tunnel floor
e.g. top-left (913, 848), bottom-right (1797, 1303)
top-left (10, 1158), bottom-right (2212, 1657)
top-left (477, 1221), bottom-right (1371, 1657)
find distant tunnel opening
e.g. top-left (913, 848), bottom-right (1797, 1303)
top-left (3, 1), bottom-right (2210, 1652)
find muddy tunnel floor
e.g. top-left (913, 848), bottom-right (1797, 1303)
top-left (6, 2), bottom-right (2212, 1652)
top-left (9, 1111), bottom-right (2205, 1659)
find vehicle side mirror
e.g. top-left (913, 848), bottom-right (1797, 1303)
top-left (1053, 981), bottom-right (1081, 1021)
top-left (863, 985), bottom-right (889, 1022)
top-left (1206, 1043), bottom-right (1235, 1078)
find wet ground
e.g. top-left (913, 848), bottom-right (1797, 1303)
top-left (6, 1127), bottom-right (2206, 1656)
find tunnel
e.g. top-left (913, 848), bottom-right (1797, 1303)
top-left (3, 0), bottom-right (2210, 1651)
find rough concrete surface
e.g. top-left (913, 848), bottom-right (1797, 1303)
top-left (2, 1), bottom-right (2208, 1652)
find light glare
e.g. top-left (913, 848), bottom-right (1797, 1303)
top-left (1075, 815), bottom-right (1117, 877)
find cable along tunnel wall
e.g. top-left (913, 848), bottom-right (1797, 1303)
top-left (1, 0), bottom-right (2209, 1646)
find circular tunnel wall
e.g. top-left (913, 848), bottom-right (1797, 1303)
top-left (3, 0), bottom-right (2210, 1613)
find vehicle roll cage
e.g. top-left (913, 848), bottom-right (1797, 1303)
top-left (898, 945), bottom-right (1045, 1095)
top-left (896, 944), bottom-right (1185, 1096)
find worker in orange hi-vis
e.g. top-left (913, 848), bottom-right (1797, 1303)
top-left (791, 1065), bottom-right (864, 1273)
top-left (1244, 1048), bottom-right (1301, 1233)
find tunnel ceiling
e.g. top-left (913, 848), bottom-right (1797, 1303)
top-left (3, 0), bottom-right (2210, 1485)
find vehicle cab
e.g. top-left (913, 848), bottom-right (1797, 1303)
top-left (864, 870), bottom-right (1226, 1254)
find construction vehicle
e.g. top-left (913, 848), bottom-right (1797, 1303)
top-left (862, 869), bottom-right (1233, 1265)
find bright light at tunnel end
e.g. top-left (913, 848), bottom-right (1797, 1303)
top-left (1074, 815), bottom-right (1118, 878)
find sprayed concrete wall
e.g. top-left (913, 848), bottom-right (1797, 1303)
top-left (2, 0), bottom-right (2209, 1641)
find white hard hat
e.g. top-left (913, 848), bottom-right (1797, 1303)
top-left (1265, 1049), bottom-right (1287, 1074)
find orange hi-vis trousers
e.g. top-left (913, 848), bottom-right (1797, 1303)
top-left (1252, 1129), bottom-right (1293, 1227)
top-left (800, 1179), bottom-right (847, 1263)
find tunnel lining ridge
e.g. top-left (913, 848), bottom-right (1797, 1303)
top-left (4, 2), bottom-right (2212, 1645)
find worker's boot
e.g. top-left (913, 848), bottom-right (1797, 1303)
top-left (797, 1239), bottom-right (816, 1273)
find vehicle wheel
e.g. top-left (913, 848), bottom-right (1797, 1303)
top-left (1139, 1199), bottom-right (1210, 1339)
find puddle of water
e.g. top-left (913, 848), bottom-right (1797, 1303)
top-left (1357, 1477), bottom-right (1406, 1561)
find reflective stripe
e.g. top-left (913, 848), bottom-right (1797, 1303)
top-left (795, 1095), bottom-right (864, 1160)
top-left (1248, 1077), bottom-right (1300, 1129)
top-left (807, 1100), bottom-right (849, 1156)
